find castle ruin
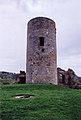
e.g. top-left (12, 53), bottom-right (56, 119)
top-left (26, 17), bottom-right (57, 84)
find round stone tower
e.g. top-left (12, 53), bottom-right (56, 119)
top-left (26, 17), bottom-right (57, 84)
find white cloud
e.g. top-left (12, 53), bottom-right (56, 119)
top-left (58, 54), bottom-right (81, 75)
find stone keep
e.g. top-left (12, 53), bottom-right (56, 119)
top-left (26, 17), bottom-right (57, 84)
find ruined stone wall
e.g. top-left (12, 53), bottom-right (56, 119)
top-left (26, 17), bottom-right (57, 84)
top-left (57, 67), bottom-right (81, 89)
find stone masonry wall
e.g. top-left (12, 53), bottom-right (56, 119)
top-left (26, 17), bottom-right (57, 84)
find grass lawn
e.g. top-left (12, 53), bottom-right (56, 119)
top-left (0, 84), bottom-right (81, 120)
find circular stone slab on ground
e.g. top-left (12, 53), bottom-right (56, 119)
top-left (14, 94), bottom-right (34, 99)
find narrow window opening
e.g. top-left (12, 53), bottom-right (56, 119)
top-left (39, 37), bottom-right (44, 46)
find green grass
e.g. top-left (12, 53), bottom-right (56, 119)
top-left (0, 84), bottom-right (81, 120)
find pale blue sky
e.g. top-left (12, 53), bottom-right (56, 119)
top-left (0, 0), bottom-right (81, 76)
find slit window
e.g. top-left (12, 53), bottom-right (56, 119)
top-left (39, 37), bottom-right (44, 46)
